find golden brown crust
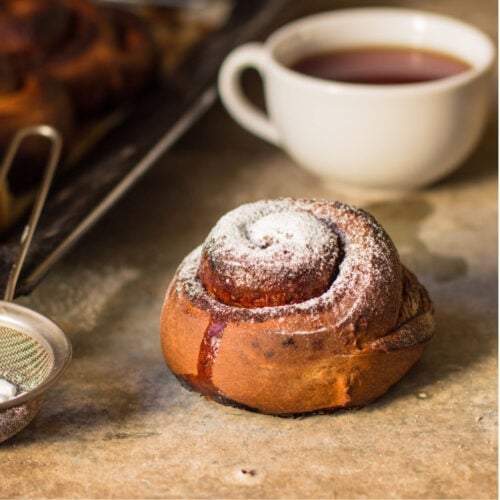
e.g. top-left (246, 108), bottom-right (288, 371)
top-left (160, 199), bottom-right (435, 415)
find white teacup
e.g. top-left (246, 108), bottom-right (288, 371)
top-left (218, 8), bottom-right (495, 190)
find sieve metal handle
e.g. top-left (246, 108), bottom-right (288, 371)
top-left (1, 125), bottom-right (63, 302)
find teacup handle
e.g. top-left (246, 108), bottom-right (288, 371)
top-left (218, 43), bottom-right (281, 146)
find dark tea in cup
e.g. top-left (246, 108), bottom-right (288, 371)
top-left (290, 46), bottom-right (471, 85)
top-left (218, 8), bottom-right (494, 188)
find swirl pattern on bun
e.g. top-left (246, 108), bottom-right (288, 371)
top-left (161, 199), bottom-right (435, 415)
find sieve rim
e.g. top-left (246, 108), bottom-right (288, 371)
top-left (0, 301), bottom-right (72, 410)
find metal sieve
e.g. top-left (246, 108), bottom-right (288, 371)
top-left (0, 125), bottom-right (72, 443)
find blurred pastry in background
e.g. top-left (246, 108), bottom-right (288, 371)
top-left (0, 0), bottom-right (228, 228)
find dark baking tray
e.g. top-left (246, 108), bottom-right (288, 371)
top-left (0, 0), bottom-right (292, 297)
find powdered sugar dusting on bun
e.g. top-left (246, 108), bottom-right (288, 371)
top-left (200, 200), bottom-right (340, 307)
top-left (176, 199), bottom-right (403, 336)
top-left (161, 198), bottom-right (435, 414)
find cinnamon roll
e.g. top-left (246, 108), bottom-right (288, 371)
top-left (39, 0), bottom-right (122, 116)
top-left (160, 199), bottom-right (435, 416)
top-left (0, 59), bottom-right (73, 191)
top-left (0, 0), bottom-right (157, 117)
top-left (0, 0), bottom-right (72, 72)
top-left (102, 6), bottom-right (157, 100)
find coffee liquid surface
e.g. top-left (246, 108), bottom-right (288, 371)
top-left (290, 46), bottom-right (471, 84)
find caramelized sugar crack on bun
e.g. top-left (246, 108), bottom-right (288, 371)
top-left (160, 199), bottom-right (435, 415)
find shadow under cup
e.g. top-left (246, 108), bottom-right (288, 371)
top-left (219, 8), bottom-right (495, 190)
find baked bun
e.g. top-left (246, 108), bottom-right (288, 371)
top-left (39, 0), bottom-right (120, 116)
top-left (0, 0), bottom-right (72, 72)
top-left (101, 6), bottom-right (157, 101)
top-left (0, 0), bottom-right (158, 197)
top-left (0, 59), bottom-right (73, 191)
top-left (161, 199), bottom-right (434, 415)
top-left (0, 0), bottom-right (157, 117)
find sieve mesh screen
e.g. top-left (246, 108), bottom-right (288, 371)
top-left (0, 327), bottom-right (52, 392)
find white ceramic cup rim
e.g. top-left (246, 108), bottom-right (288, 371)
top-left (264, 7), bottom-right (495, 95)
